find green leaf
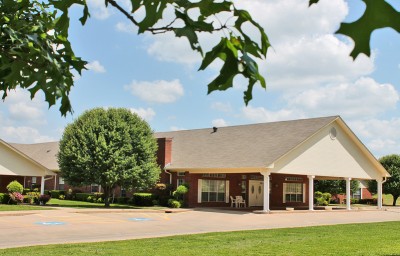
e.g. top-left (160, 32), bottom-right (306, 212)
top-left (309, 0), bottom-right (320, 6)
top-left (336, 0), bottom-right (400, 59)
top-left (137, 0), bottom-right (168, 33)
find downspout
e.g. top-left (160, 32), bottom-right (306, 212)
top-left (164, 163), bottom-right (172, 184)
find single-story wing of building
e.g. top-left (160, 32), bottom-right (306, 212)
top-left (0, 116), bottom-right (390, 211)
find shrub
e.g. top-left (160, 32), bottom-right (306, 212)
top-left (133, 193), bottom-right (154, 206)
top-left (39, 194), bottom-right (51, 205)
top-left (75, 193), bottom-right (92, 201)
top-left (168, 199), bottom-right (181, 208)
top-left (0, 193), bottom-right (10, 204)
top-left (315, 191), bottom-right (331, 206)
top-left (115, 197), bottom-right (129, 204)
top-left (58, 195), bottom-right (65, 200)
top-left (7, 180), bottom-right (23, 194)
top-left (97, 197), bottom-right (103, 203)
top-left (10, 192), bottom-right (24, 204)
top-left (26, 192), bottom-right (40, 204)
top-left (22, 188), bottom-right (31, 195)
top-left (87, 196), bottom-right (93, 202)
top-left (153, 183), bottom-right (173, 207)
top-left (65, 189), bottom-right (74, 200)
top-left (173, 184), bottom-right (189, 207)
top-left (50, 190), bottom-right (65, 198)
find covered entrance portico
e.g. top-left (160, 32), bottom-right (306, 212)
top-left (0, 140), bottom-right (56, 194)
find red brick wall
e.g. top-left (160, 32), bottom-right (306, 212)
top-left (175, 173), bottom-right (310, 208)
top-left (362, 188), bottom-right (373, 199)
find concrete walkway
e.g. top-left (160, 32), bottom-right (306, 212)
top-left (0, 206), bottom-right (399, 249)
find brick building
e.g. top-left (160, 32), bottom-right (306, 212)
top-left (0, 116), bottom-right (389, 210)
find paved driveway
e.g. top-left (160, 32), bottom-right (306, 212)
top-left (0, 207), bottom-right (399, 249)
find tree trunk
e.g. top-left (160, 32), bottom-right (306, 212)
top-left (392, 195), bottom-right (399, 206)
top-left (104, 186), bottom-right (111, 208)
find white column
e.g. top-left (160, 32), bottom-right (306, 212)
top-left (377, 179), bottom-right (383, 209)
top-left (54, 174), bottom-right (57, 190)
top-left (40, 176), bottom-right (45, 195)
top-left (261, 171), bottom-right (270, 212)
top-left (345, 177), bottom-right (351, 210)
top-left (308, 175), bottom-right (315, 211)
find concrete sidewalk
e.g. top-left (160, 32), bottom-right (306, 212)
top-left (0, 206), bottom-right (399, 249)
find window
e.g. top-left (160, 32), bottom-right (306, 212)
top-left (177, 178), bottom-right (185, 187)
top-left (201, 180), bottom-right (225, 202)
top-left (59, 177), bottom-right (65, 190)
top-left (31, 177), bottom-right (37, 184)
top-left (177, 172), bottom-right (185, 177)
top-left (91, 184), bottom-right (99, 193)
top-left (283, 183), bottom-right (304, 203)
top-left (353, 188), bottom-right (361, 200)
top-left (121, 187), bottom-right (127, 197)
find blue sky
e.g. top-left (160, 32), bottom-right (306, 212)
top-left (1, 0), bottom-right (399, 158)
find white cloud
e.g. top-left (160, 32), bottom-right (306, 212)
top-left (3, 89), bottom-right (46, 125)
top-left (146, 34), bottom-right (201, 65)
top-left (287, 77), bottom-right (399, 119)
top-left (116, 22), bottom-right (137, 34)
top-left (170, 126), bottom-right (186, 131)
top-left (241, 105), bottom-right (305, 123)
top-left (129, 107), bottom-right (156, 121)
top-left (1, 126), bottom-right (54, 143)
top-left (86, 60), bottom-right (106, 73)
top-left (125, 79), bottom-right (184, 103)
top-left (211, 102), bottom-right (232, 113)
top-left (264, 35), bottom-right (374, 91)
top-left (348, 118), bottom-right (400, 157)
top-left (86, 0), bottom-right (112, 20)
top-left (212, 119), bottom-right (228, 127)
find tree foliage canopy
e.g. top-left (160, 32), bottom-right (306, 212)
top-left (58, 107), bottom-right (160, 207)
top-left (314, 179), bottom-right (359, 195)
top-left (368, 154), bottom-right (400, 206)
top-left (1, 0), bottom-right (399, 115)
top-left (1, 0), bottom-right (268, 115)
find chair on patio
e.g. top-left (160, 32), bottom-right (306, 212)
top-left (230, 196), bottom-right (237, 207)
top-left (236, 196), bottom-right (246, 208)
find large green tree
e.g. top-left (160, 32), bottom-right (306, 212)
top-left (314, 179), bottom-right (359, 195)
top-left (368, 154), bottom-right (400, 206)
top-left (58, 108), bottom-right (160, 207)
top-left (2, 0), bottom-right (398, 115)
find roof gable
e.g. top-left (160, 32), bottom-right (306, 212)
top-left (8, 142), bottom-right (59, 171)
top-left (272, 118), bottom-right (389, 179)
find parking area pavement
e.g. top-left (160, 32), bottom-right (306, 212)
top-left (0, 207), bottom-right (399, 249)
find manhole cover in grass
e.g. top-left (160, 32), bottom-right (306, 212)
top-left (128, 218), bottom-right (152, 222)
top-left (35, 221), bottom-right (66, 226)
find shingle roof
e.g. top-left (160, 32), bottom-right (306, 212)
top-left (9, 141), bottom-right (59, 171)
top-left (155, 116), bottom-right (338, 169)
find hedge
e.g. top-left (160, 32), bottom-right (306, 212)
top-left (133, 193), bottom-right (154, 206)
top-left (50, 190), bottom-right (65, 198)
top-left (75, 193), bottom-right (93, 201)
top-left (0, 193), bottom-right (10, 204)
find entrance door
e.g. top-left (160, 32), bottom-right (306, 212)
top-left (249, 180), bottom-right (264, 207)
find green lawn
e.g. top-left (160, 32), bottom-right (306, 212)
top-left (0, 204), bottom-right (51, 211)
top-left (47, 198), bottom-right (165, 210)
top-left (382, 194), bottom-right (400, 206)
top-left (1, 221), bottom-right (399, 255)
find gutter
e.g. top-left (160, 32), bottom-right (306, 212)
top-left (164, 163), bottom-right (172, 184)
